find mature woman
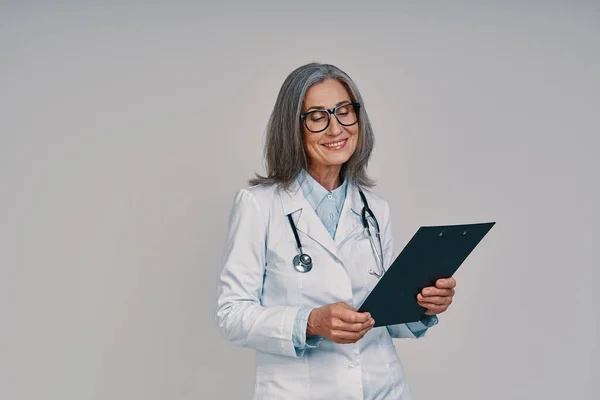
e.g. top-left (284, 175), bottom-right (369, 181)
top-left (216, 63), bottom-right (456, 399)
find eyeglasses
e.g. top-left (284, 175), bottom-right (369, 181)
top-left (300, 102), bottom-right (360, 133)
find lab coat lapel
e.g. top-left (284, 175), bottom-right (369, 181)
top-left (279, 181), bottom-right (340, 259)
top-left (334, 183), bottom-right (363, 246)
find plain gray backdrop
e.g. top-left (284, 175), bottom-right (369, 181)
top-left (1, 1), bottom-right (599, 399)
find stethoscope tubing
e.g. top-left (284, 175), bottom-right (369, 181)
top-left (288, 214), bottom-right (313, 272)
top-left (287, 188), bottom-right (386, 277)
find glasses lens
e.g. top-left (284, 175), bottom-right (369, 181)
top-left (335, 104), bottom-right (358, 126)
top-left (305, 111), bottom-right (329, 132)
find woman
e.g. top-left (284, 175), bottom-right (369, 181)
top-left (216, 63), bottom-right (456, 399)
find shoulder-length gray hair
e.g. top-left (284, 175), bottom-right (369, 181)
top-left (249, 62), bottom-right (376, 189)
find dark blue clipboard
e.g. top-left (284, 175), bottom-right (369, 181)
top-left (357, 222), bottom-right (495, 327)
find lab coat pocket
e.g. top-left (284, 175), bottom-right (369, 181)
top-left (379, 329), bottom-right (407, 390)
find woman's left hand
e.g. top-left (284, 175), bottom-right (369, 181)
top-left (417, 277), bottom-right (456, 315)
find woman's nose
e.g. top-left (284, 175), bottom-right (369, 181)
top-left (326, 114), bottom-right (344, 135)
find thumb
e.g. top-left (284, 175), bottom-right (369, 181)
top-left (337, 302), bottom-right (356, 311)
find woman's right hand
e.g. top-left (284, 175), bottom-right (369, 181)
top-left (307, 302), bottom-right (375, 344)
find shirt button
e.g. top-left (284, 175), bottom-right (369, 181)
top-left (348, 362), bottom-right (358, 370)
top-left (329, 213), bottom-right (335, 219)
top-left (327, 194), bottom-right (333, 200)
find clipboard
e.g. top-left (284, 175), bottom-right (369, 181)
top-left (357, 222), bottom-right (495, 327)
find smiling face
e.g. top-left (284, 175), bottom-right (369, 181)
top-left (301, 79), bottom-right (359, 176)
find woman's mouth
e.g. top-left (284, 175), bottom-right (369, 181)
top-left (321, 138), bottom-right (347, 150)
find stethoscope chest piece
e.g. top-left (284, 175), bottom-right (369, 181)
top-left (293, 253), bottom-right (312, 273)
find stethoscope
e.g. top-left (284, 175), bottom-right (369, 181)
top-left (286, 188), bottom-right (386, 278)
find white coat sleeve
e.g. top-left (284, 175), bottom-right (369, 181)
top-left (381, 200), bottom-right (437, 339)
top-left (216, 189), bottom-right (302, 358)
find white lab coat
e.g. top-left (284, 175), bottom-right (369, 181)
top-left (216, 180), bottom-right (429, 399)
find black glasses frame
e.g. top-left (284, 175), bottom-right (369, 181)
top-left (300, 102), bottom-right (360, 133)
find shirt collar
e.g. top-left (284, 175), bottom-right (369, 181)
top-left (296, 168), bottom-right (348, 212)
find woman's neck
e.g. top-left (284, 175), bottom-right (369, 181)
top-left (307, 165), bottom-right (342, 191)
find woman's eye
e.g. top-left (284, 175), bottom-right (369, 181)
top-left (311, 116), bottom-right (324, 122)
top-left (338, 112), bottom-right (348, 116)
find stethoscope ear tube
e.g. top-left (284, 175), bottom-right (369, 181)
top-left (358, 189), bottom-right (380, 232)
top-left (357, 189), bottom-right (385, 277)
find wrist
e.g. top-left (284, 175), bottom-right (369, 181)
top-left (306, 309), bottom-right (319, 337)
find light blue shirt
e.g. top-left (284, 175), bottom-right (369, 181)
top-left (291, 169), bottom-right (438, 352)
top-left (297, 168), bottom-right (348, 239)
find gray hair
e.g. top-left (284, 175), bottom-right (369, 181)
top-left (249, 62), bottom-right (376, 189)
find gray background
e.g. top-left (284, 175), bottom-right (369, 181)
top-left (1, 1), bottom-right (599, 399)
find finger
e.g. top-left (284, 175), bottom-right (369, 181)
top-left (332, 330), bottom-right (360, 342)
top-left (418, 300), bottom-right (449, 309)
top-left (334, 325), bottom-right (373, 343)
top-left (340, 323), bottom-right (374, 340)
top-left (418, 302), bottom-right (448, 314)
top-left (421, 287), bottom-right (455, 297)
top-left (353, 318), bottom-right (375, 331)
top-left (335, 307), bottom-right (371, 324)
top-left (417, 294), bottom-right (452, 306)
top-left (436, 277), bottom-right (456, 289)
top-left (332, 318), bottom-right (374, 332)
